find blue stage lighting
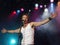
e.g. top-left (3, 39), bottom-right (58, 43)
top-left (11, 39), bottom-right (16, 44)
top-left (35, 3), bottom-right (39, 8)
top-left (17, 10), bottom-right (20, 13)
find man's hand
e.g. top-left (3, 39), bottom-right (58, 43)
top-left (1, 28), bottom-right (7, 33)
top-left (50, 13), bottom-right (57, 18)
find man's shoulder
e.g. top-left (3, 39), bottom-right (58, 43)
top-left (29, 22), bottom-right (33, 23)
top-left (28, 22), bottom-right (34, 26)
top-left (28, 22), bottom-right (33, 24)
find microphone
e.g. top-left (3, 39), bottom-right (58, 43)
top-left (22, 20), bottom-right (25, 23)
top-left (21, 20), bottom-right (25, 26)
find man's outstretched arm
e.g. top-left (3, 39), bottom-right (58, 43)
top-left (31, 13), bottom-right (57, 27)
top-left (1, 28), bottom-right (20, 33)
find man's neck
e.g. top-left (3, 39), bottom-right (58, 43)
top-left (23, 22), bottom-right (28, 27)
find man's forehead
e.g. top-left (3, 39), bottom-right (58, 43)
top-left (22, 15), bottom-right (28, 18)
top-left (23, 14), bottom-right (28, 16)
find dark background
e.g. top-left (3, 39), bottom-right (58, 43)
top-left (0, 0), bottom-right (60, 45)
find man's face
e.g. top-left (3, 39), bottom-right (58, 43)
top-left (57, 1), bottom-right (60, 7)
top-left (22, 15), bottom-right (28, 22)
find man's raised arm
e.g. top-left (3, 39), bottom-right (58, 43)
top-left (31, 13), bottom-right (57, 27)
top-left (1, 28), bottom-right (20, 33)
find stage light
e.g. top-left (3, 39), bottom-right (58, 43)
top-left (11, 39), bottom-right (16, 44)
top-left (35, 3), bottom-right (39, 10)
top-left (49, 3), bottom-right (55, 13)
top-left (29, 9), bottom-right (31, 12)
top-left (17, 10), bottom-right (20, 13)
top-left (42, 8), bottom-right (50, 19)
top-left (13, 11), bottom-right (16, 14)
top-left (50, 0), bottom-right (54, 3)
top-left (44, 8), bottom-right (48, 12)
top-left (44, 5), bottom-right (47, 8)
top-left (51, 3), bottom-right (53, 7)
top-left (35, 3), bottom-right (39, 8)
top-left (40, 5), bottom-right (43, 8)
top-left (21, 8), bottom-right (24, 11)
top-left (35, 7), bottom-right (38, 10)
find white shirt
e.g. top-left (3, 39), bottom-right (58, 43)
top-left (21, 23), bottom-right (34, 45)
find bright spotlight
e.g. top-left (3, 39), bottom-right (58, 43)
top-left (44, 5), bottom-right (47, 8)
top-left (42, 8), bottom-right (50, 19)
top-left (50, 0), bottom-right (54, 3)
top-left (35, 3), bottom-right (39, 7)
top-left (40, 5), bottom-right (43, 8)
top-left (35, 7), bottom-right (38, 10)
top-left (17, 10), bottom-right (20, 13)
top-left (49, 3), bottom-right (55, 13)
top-left (21, 8), bottom-right (24, 12)
top-left (29, 9), bottom-right (31, 12)
top-left (44, 8), bottom-right (48, 12)
top-left (11, 39), bottom-right (16, 44)
top-left (51, 3), bottom-right (53, 7)
top-left (13, 11), bottom-right (16, 14)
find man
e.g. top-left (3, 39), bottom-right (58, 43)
top-left (2, 11), bottom-right (57, 45)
